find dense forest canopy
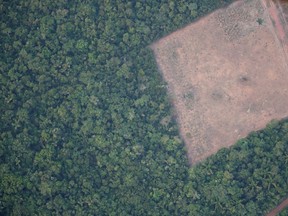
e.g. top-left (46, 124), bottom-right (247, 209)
top-left (1, 0), bottom-right (287, 215)
top-left (279, 207), bottom-right (288, 216)
top-left (189, 119), bottom-right (288, 215)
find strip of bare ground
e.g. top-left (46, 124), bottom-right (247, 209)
top-left (275, 0), bottom-right (288, 64)
top-left (261, 0), bottom-right (288, 67)
top-left (266, 198), bottom-right (288, 216)
top-left (264, 3), bottom-right (288, 215)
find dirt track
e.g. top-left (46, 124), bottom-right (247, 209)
top-left (152, 0), bottom-right (288, 164)
top-left (266, 198), bottom-right (288, 216)
top-left (262, 0), bottom-right (288, 66)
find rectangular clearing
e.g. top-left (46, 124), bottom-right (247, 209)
top-left (152, 0), bottom-right (288, 164)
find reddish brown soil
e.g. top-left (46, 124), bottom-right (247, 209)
top-left (264, 0), bottom-right (288, 63)
top-left (266, 198), bottom-right (288, 216)
top-left (151, 0), bottom-right (288, 164)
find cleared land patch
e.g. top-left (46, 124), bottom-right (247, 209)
top-left (151, 0), bottom-right (288, 164)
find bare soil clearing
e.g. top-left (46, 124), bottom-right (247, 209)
top-left (151, 0), bottom-right (288, 164)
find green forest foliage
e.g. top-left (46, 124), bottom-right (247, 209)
top-left (0, 0), bottom-right (287, 215)
top-left (279, 206), bottom-right (288, 216)
top-left (189, 119), bottom-right (288, 215)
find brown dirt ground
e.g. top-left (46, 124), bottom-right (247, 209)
top-left (151, 0), bottom-right (288, 164)
top-left (266, 198), bottom-right (288, 216)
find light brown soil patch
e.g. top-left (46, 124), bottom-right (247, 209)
top-left (151, 0), bottom-right (288, 164)
top-left (265, 0), bottom-right (288, 63)
top-left (266, 198), bottom-right (288, 216)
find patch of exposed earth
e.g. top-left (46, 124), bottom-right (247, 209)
top-left (151, 0), bottom-right (288, 164)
